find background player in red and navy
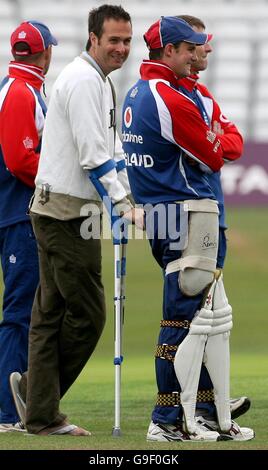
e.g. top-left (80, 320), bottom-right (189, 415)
top-left (0, 21), bottom-right (57, 431)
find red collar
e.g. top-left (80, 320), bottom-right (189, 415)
top-left (178, 74), bottom-right (199, 92)
top-left (140, 60), bottom-right (179, 88)
top-left (8, 61), bottom-right (45, 90)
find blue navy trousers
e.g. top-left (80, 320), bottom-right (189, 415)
top-left (146, 204), bottom-right (226, 424)
top-left (0, 221), bottom-right (39, 423)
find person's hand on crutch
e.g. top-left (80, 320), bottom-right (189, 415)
top-left (122, 207), bottom-right (145, 230)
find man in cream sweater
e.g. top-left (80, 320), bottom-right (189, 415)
top-left (10, 4), bottom-right (142, 436)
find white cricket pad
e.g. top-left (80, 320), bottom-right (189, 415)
top-left (166, 199), bottom-right (219, 296)
top-left (203, 275), bottom-right (233, 431)
top-left (174, 281), bottom-right (215, 434)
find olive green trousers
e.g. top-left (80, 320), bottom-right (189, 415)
top-left (22, 214), bottom-right (106, 433)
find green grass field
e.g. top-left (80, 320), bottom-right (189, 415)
top-left (0, 207), bottom-right (267, 450)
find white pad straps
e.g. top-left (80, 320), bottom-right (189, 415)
top-left (165, 256), bottom-right (216, 275)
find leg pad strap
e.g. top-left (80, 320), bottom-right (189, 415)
top-left (155, 344), bottom-right (177, 362)
top-left (160, 319), bottom-right (191, 329)
top-left (156, 390), bottom-right (214, 407)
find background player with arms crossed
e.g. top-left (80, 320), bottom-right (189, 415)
top-left (177, 13), bottom-right (251, 426)
top-left (122, 16), bottom-right (254, 442)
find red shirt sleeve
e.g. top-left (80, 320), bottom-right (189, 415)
top-left (0, 80), bottom-right (40, 187)
top-left (212, 100), bottom-right (243, 161)
top-left (198, 83), bottom-right (243, 162)
top-left (156, 81), bottom-right (224, 172)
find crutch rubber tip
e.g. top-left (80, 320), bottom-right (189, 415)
top-left (112, 427), bottom-right (122, 437)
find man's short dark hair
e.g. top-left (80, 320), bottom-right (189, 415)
top-left (86, 4), bottom-right (131, 50)
top-left (148, 42), bottom-right (181, 60)
top-left (176, 15), bottom-right (206, 30)
top-left (148, 48), bottom-right (164, 60)
top-left (12, 42), bottom-right (43, 62)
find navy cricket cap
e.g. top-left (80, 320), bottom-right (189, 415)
top-left (144, 16), bottom-right (212, 50)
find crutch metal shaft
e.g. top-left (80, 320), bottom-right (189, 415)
top-left (112, 225), bottom-right (127, 436)
top-left (88, 162), bottom-right (128, 437)
top-left (112, 243), bottom-right (122, 436)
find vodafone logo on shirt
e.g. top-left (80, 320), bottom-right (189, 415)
top-left (124, 106), bottom-right (132, 128)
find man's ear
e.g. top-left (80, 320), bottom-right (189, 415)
top-left (44, 45), bottom-right (52, 60)
top-left (164, 43), bottom-right (174, 57)
top-left (89, 31), bottom-right (98, 47)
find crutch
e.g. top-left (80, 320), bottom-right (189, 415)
top-left (88, 160), bottom-right (128, 437)
top-left (112, 221), bottom-right (128, 437)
